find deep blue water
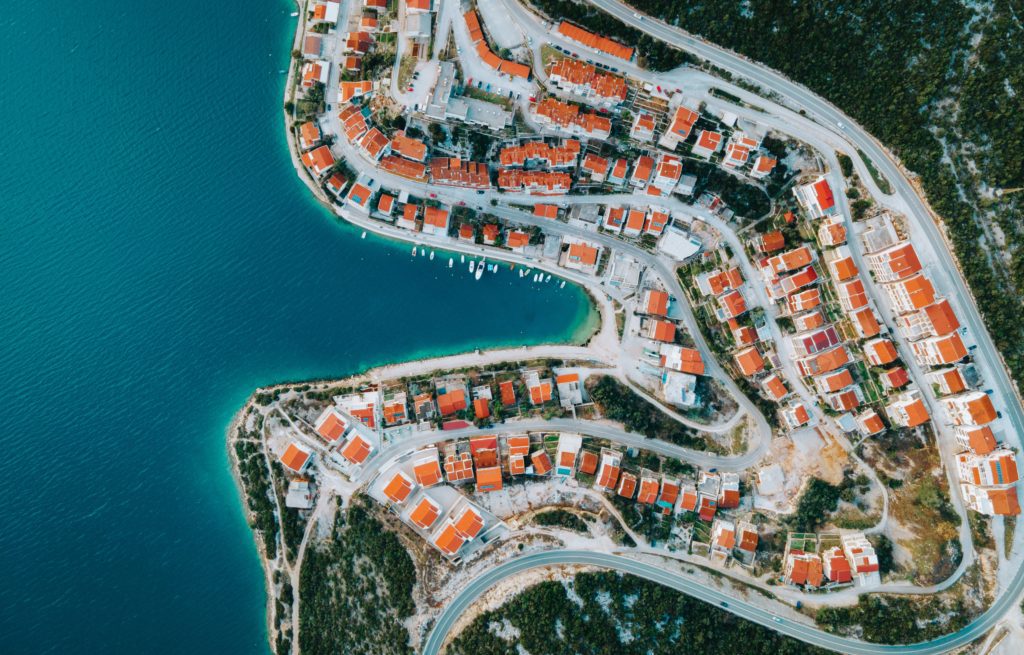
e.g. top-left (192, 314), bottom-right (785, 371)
top-left (0, 1), bottom-right (592, 652)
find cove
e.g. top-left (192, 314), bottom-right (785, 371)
top-left (0, 0), bottom-right (593, 652)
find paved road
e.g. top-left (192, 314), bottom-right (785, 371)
top-left (421, 549), bottom-right (1022, 655)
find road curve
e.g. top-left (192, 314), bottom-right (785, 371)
top-left (421, 549), bottom-right (1020, 655)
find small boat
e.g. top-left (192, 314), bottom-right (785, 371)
top-left (290, 11), bottom-right (299, 17)
top-left (420, 248), bottom-right (425, 256)
top-left (475, 266), bottom-right (484, 280)
top-left (429, 251), bottom-right (434, 261)
top-left (518, 269), bottom-right (524, 278)
top-left (509, 263), bottom-right (515, 270)
top-left (460, 254), bottom-right (465, 263)
top-left (560, 281), bottom-right (565, 288)
top-left (361, 231), bottom-right (366, 239)
top-left (411, 246), bottom-right (417, 256)
top-left (492, 264), bottom-right (498, 274)
top-left (469, 261), bottom-right (476, 273)
top-left (448, 258), bottom-right (453, 268)
top-left (545, 274), bottom-right (551, 282)
top-left (524, 268), bottom-right (532, 277)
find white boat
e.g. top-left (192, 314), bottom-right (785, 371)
top-left (429, 251), bottom-right (435, 261)
top-left (290, 11), bottom-right (299, 17)
top-left (361, 231), bottom-right (366, 239)
top-left (469, 261), bottom-right (476, 273)
top-left (411, 246), bottom-right (417, 256)
top-left (560, 281), bottom-right (565, 288)
top-left (448, 258), bottom-right (453, 268)
top-left (545, 274), bottom-right (551, 282)
top-left (518, 269), bottom-right (524, 278)
top-left (420, 248), bottom-right (425, 256)
top-left (475, 266), bottom-right (484, 280)
top-left (492, 264), bottom-right (498, 274)
top-left (461, 254), bottom-right (465, 263)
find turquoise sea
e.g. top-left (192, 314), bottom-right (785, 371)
top-left (0, 1), bottom-right (592, 652)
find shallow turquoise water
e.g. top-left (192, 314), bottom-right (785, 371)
top-left (0, 1), bottom-right (591, 652)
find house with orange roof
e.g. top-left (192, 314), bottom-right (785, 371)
top-left (731, 320), bottom-right (758, 346)
top-left (942, 391), bottom-right (998, 426)
top-left (814, 368), bottom-right (853, 395)
top-left (718, 472), bottom-right (740, 508)
top-left (499, 140), bottom-right (580, 168)
top-left (836, 278), bottom-right (869, 312)
top-left (787, 288), bottom-right (822, 314)
top-left (564, 241), bottom-right (600, 271)
top-left (955, 425), bottom-right (997, 454)
top-left (381, 470), bottom-right (415, 506)
top-left (412, 450), bottom-right (442, 487)
top-left (822, 546), bottom-right (853, 584)
top-left (346, 182), bottom-right (372, 212)
top-left (659, 344), bottom-right (705, 375)
top-left (310, 0), bottom-right (340, 23)
top-left (481, 223), bottom-right (500, 245)
top-left (524, 370), bottom-right (553, 405)
top-left (716, 289), bottom-right (748, 321)
top-left (506, 230), bottom-right (530, 251)
top-left (602, 206), bottom-right (625, 232)
top-left (687, 129), bottom-right (722, 160)
top-left (339, 433), bottom-right (372, 465)
top-left (657, 477), bottom-right (680, 514)
top-left (696, 267), bottom-right (744, 296)
top-left (734, 347), bottom-right (765, 377)
top-left (958, 449), bottom-right (1019, 487)
top-left (763, 245), bottom-right (814, 277)
top-left (617, 471), bottom-right (638, 498)
top-left (472, 387), bottom-right (491, 420)
top-left (343, 55), bottom-right (361, 72)
top-left (930, 367), bottom-right (968, 396)
top-left (380, 155), bottom-right (428, 182)
top-left (825, 246), bottom-right (859, 281)
top-left (581, 153), bottom-right (610, 182)
top-left (679, 483), bottom-right (699, 513)
top-left (595, 451), bottom-right (621, 491)
top-left (646, 319), bottom-right (676, 343)
top-left (652, 154), bottom-right (683, 192)
top-left (736, 521), bottom-right (759, 560)
top-left (793, 310), bottom-right (825, 332)
top-left (608, 158), bottom-right (629, 185)
top-left (301, 145), bottom-right (335, 178)
top-left (497, 169), bottom-right (571, 195)
top-left (850, 306), bottom-right (882, 339)
top-left (755, 230), bottom-right (786, 253)
top-left (430, 158), bottom-right (491, 190)
top-left (782, 402), bottom-right (812, 429)
top-left (342, 31), bottom-right (373, 54)
top-left (761, 373), bottom-right (789, 401)
top-left (554, 433), bottom-right (582, 475)
top-left (785, 550), bottom-right (824, 588)
top-left (390, 130), bottom-right (428, 162)
top-left (659, 105), bottom-right (700, 149)
top-left (630, 111), bottom-right (657, 142)
top-left (961, 484), bottom-right (1021, 516)
top-left (407, 494), bottom-right (441, 530)
top-left (436, 385), bottom-right (467, 416)
top-left (377, 193), bottom-right (395, 216)
top-left (866, 241), bottom-right (922, 283)
top-left (910, 332), bottom-right (967, 367)
top-left (645, 207), bottom-right (671, 235)
top-left (323, 173), bottom-right (347, 198)
top-left (382, 393), bottom-right (407, 425)
top-left (722, 132), bottom-right (760, 169)
top-left (340, 104), bottom-right (368, 141)
top-left (642, 289), bottom-right (669, 316)
top-left (555, 373), bottom-right (583, 407)
top-left (817, 218), bottom-right (847, 247)
top-left (360, 14), bottom-right (378, 31)
top-left (864, 338), bottom-right (899, 366)
top-left (793, 176), bottom-right (837, 219)
top-left (313, 407), bottom-right (349, 443)
top-left (710, 518), bottom-right (737, 563)
top-left (431, 521), bottom-right (465, 557)
top-left (547, 58), bottom-right (627, 107)
top-left (770, 265), bottom-right (818, 300)
top-left (364, 0), bottom-right (387, 10)
top-left (457, 224), bottom-right (474, 243)
top-left (533, 203), bottom-right (559, 220)
top-left (298, 122), bottom-right (321, 151)
top-left (475, 463), bottom-right (502, 492)
top-left (796, 345), bottom-right (850, 376)
top-left (880, 366), bottom-right (911, 390)
top-left (421, 205), bottom-right (450, 237)
top-left (444, 451), bottom-right (474, 483)
top-left (749, 153), bottom-right (777, 180)
top-left (827, 386), bottom-right (862, 412)
top-left (397, 202), bottom-right (418, 230)
top-left (622, 208), bottom-right (646, 238)
top-left (280, 442), bottom-right (313, 473)
top-left (358, 127), bottom-right (390, 161)
top-left (340, 79), bottom-right (373, 103)
top-left (629, 155), bottom-right (654, 188)
top-left (856, 409), bottom-right (886, 436)
top-left (300, 60), bottom-right (329, 88)
top-left (407, 0), bottom-right (432, 12)
top-left (530, 449), bottom-right (553, 475)
top-left (578, 450), bottom-right (599, 476)
top-left (302, 34), bottom-right (323, 59)
top-left (886, 390), bottom-right (930, 428)
top-left (896, 298), bottom-right (960, 341)
top-left (556, 21), bottom-right (635, 61)
top-left (499, 380), bottom-right (516, 407)
top-left (884, 274), bottom-right (935, 314)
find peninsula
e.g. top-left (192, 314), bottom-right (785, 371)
top-left (231, 1), bottom-right (1024, 653)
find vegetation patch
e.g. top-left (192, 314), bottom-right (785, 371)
top-left (299, 498), bottom-right (416, 655)
top-left (587, 375), bottom-right (709, 450)
top-left (445, 571), bottom-right (827, 654)
top-left (531, 508), bottom-right (590, 533)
